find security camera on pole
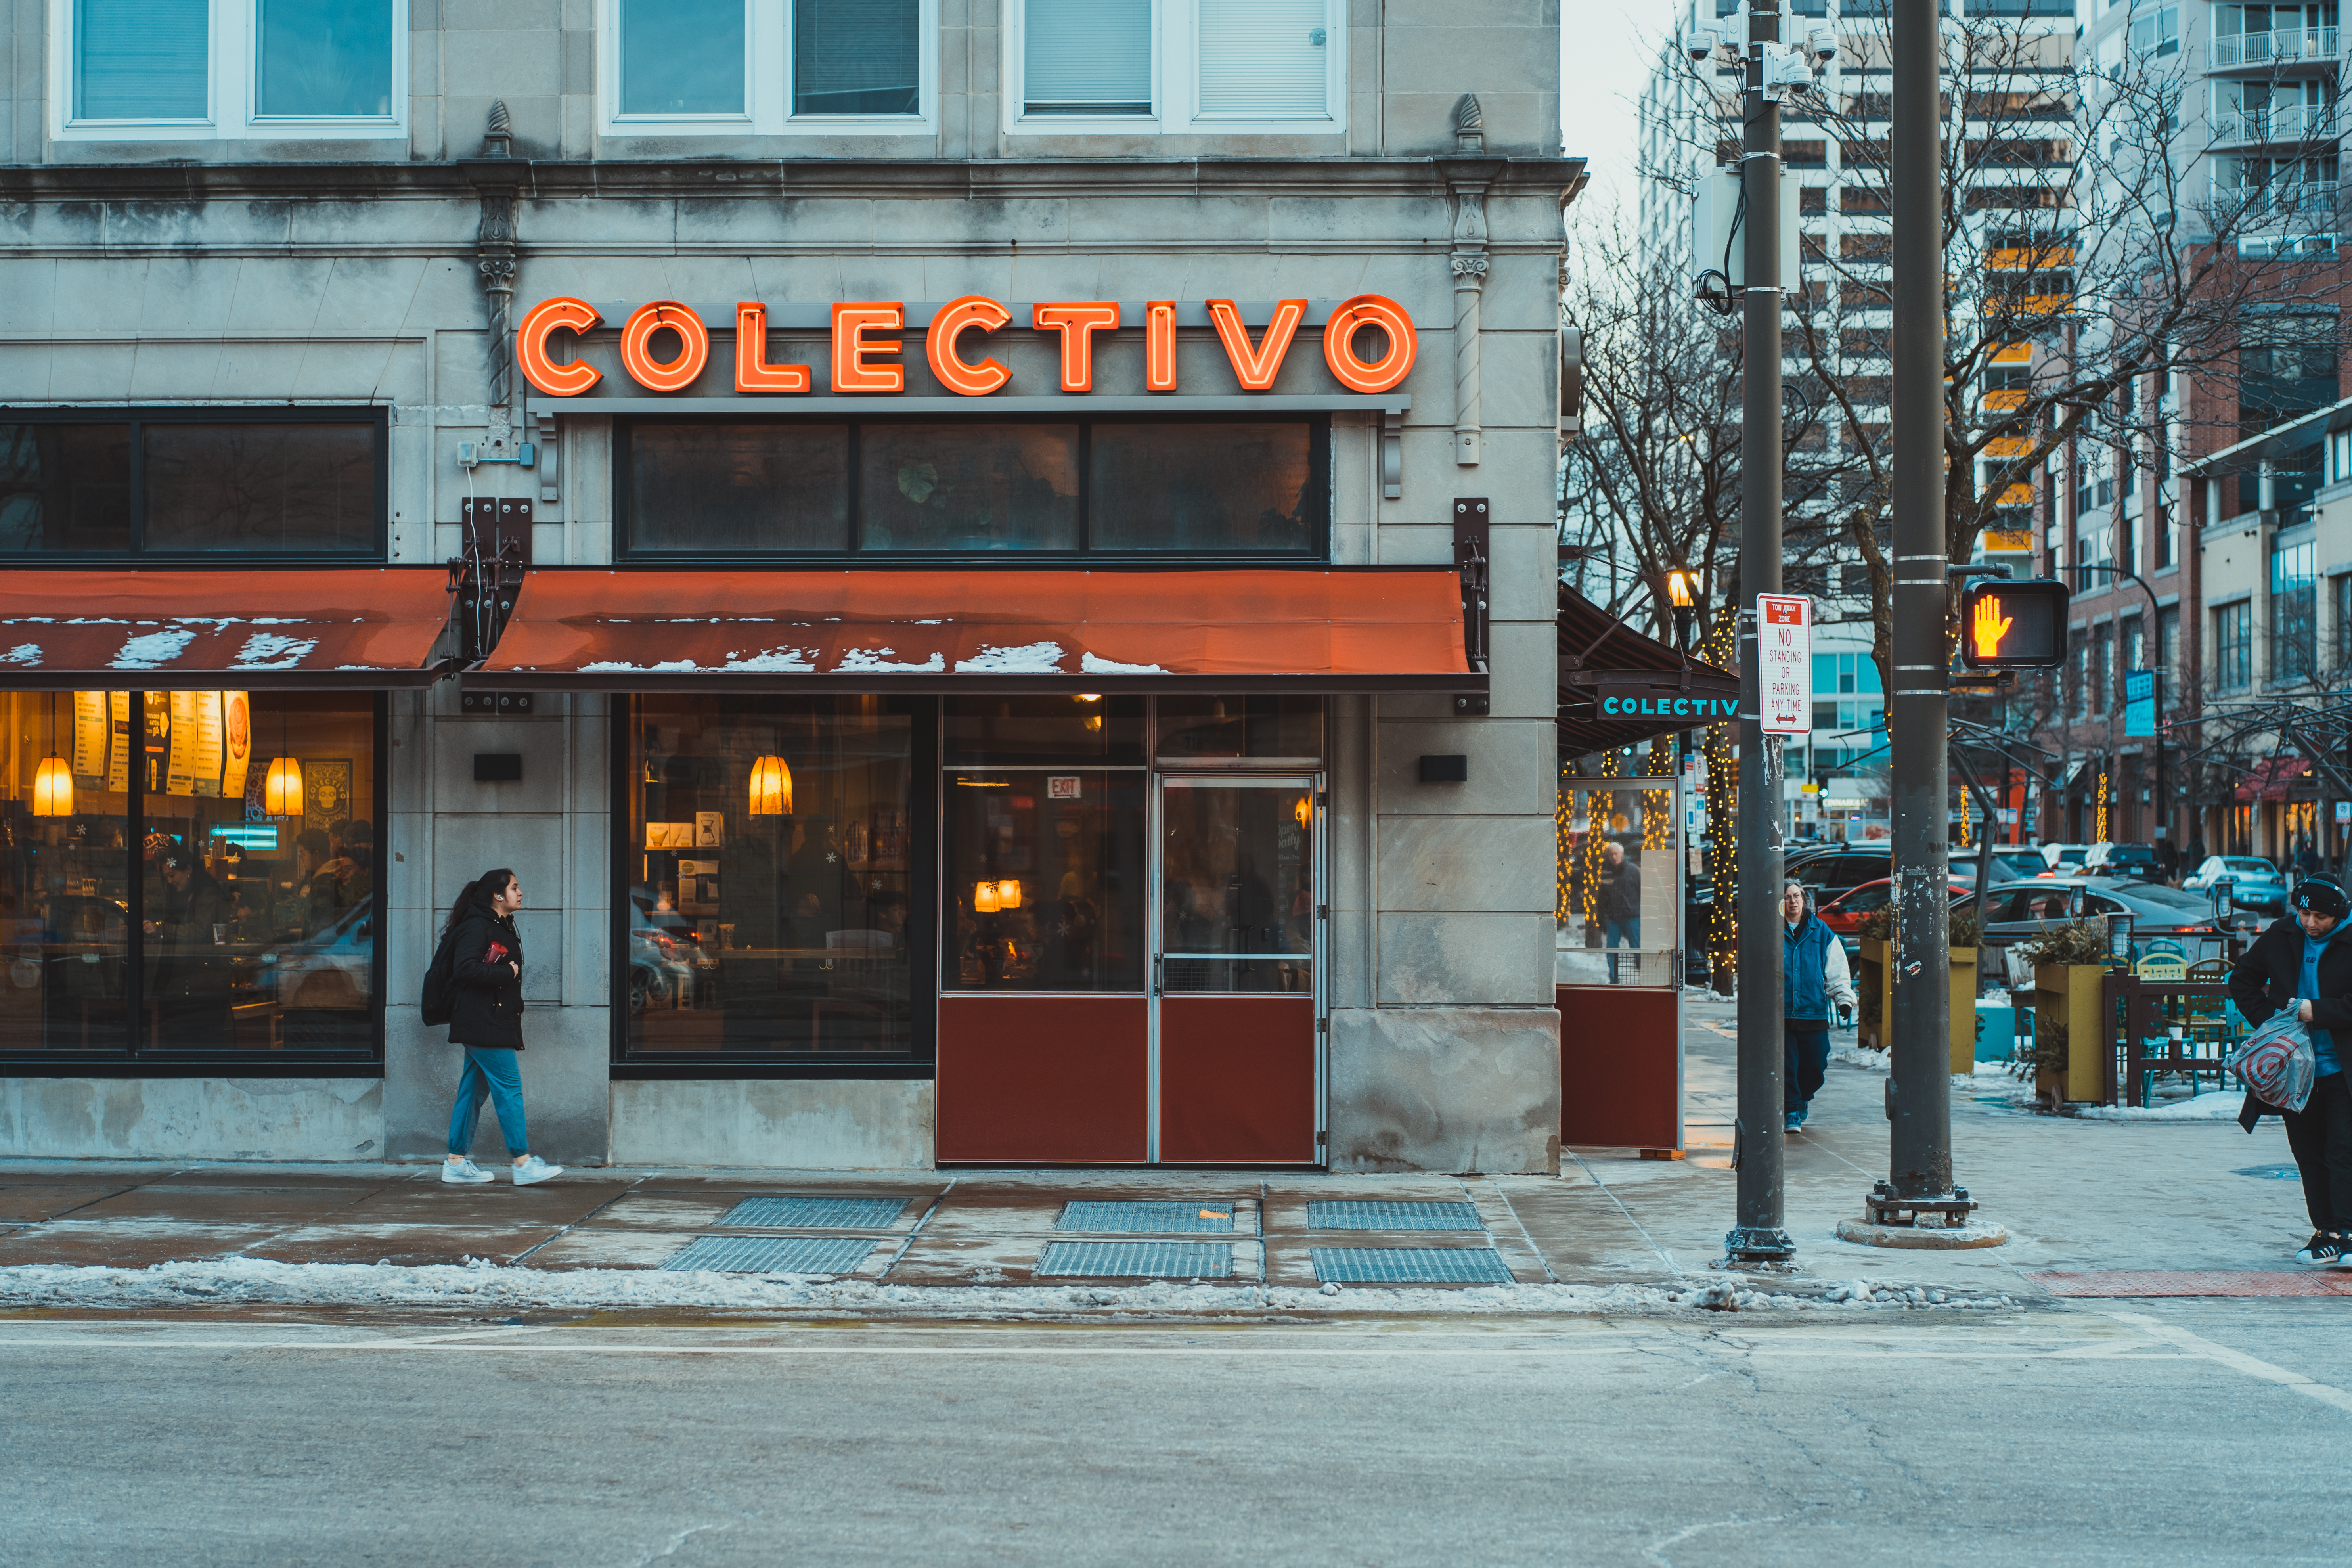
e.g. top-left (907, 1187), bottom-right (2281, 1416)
top-left (1685, 2), bottom-right (1833, 1271)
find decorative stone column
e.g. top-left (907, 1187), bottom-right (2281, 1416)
top-left (464, 103), bottom-right (523, 445)
top-left (1442, 96), bottom-right (1498, 468)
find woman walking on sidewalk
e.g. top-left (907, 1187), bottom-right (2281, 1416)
top-left (2228, 876), bottom-right (2352, 1265)
top-left (439, 868), bottom-right (563, 1187)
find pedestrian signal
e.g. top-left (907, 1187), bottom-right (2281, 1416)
top-left (1958, 577), bottom-right (2069, 669)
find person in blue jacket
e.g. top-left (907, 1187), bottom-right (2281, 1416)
top-left (1783, 879), bottom-right (1856, 1134)
top-left (2228, 875), bottom-right (2352, 1265)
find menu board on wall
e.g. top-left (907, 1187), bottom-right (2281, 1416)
top-left (190, 691), bottom-right (225, 798)
top-left (72, 691), bottom-right (108, 788)
top-left (165, 691), bottom-right (199, 795)
top-left (220, 691), bottom-right (252, 804)
top-left (107, 693), bottom-right (131, 792)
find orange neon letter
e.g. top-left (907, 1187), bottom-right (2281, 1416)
top-left (733, 302), bottom-right (811, 394)
top-left (1206, 298), bottom-right (1307, 391)
top-left (1031, 301), bottom-right (1120, 393)
top-left (832, 302), bottom-right (905, 393)
top-left (516, 296), bottom-right (602, 397)
top-left (1322, 294), bottom-right (1418, 394)
top-left (927, 296), bottom-right (1014, 396)
top-left (1144, 301), bottom-right (1178, 391)
top-left (619, 301), bottom-right (710, 393)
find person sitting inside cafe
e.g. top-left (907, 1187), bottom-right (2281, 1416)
top-left (144, 849), bottom-right (233, 1047)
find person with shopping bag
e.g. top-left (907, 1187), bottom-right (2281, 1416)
top-left (432, 868), bottom-right (563, 1187)
top-left (2227, 875), bottom-right (2352, 1265)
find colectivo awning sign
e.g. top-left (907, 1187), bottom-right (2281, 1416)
top-left (514, 295), bottom-right (1418, 400)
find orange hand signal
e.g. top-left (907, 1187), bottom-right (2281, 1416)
top-left (1971, 594), bottom-right (2013, 660)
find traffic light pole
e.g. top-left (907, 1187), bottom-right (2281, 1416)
top-left (1725, 0), bottom-right (1793, 1269)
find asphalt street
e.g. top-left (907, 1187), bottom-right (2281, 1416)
top-left (4, 1300), bottom-right (2344, 1567)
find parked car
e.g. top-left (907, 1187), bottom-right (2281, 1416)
top-left (2082, 842), bottom-right (2162, 880)
top-left (1977, 877), bottom-right (2226, 961)
top-left (1787, 844), bottom-right (1892, 906)
top-left (2038, 843), bottom-right (2094, 875)
top-left (1815, 875), bottom-right (1973, 947)
top-left (260, 896), bottom-right (373, 1011)
top-left (627, 893), bottom-right (700, 1013)
top-left (1954, 848), bottom-right (2049, 885)
top-left (2181, 854), bottom-right (2288, 913)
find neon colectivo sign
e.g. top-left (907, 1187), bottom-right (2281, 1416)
top-left (514, 295), bottom-right (1418, 398)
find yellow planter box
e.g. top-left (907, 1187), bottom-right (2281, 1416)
top-left (1854, 938), bottom-right (1978, 1070)
top-left (2034, 963), bottom-right (2111, 1105)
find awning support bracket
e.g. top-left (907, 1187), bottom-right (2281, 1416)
top-left (1453, 497), bottom-right (1491, 716)
top-left (452, 497), bottom-right (533, 664)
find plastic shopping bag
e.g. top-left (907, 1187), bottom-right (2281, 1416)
top-left (2226, 1009), bottom-right (2318, 1114)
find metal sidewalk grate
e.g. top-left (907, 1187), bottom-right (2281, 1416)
top-left (1056, 1200), bottom-right (1236, 1233)
top-left (659, 1235), bottom-right (881, 1275)
top-left (1305, 1200), bottom-right (1483, 1232)
top-left (714, 1196), bottom-right (909, 1230)
top-left (1034, 1241), bottom-right (1233, 1278)
top-left (1311, 1247), bottom-right (1514, 1285)
top-left (2032, 1270), bottom-right (2352, 1298)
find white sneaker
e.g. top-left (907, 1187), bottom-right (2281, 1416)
top-left (510, 1154), bottom-right (563, 1186)
top-left (441, 1158), bottom-right (494, 1185)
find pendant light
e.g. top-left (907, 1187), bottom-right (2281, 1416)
top-left (994, 879), bottom-right (1022, 911)
top-left (264, 755), bottom-right (305, 816)
top-left (32, 693), bottom-right (72, 817)
top-left (748, 754), bottom-right (792, 816)
top-left (972, 880), bottom-right (1001, 914)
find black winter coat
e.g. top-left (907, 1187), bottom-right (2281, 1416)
top-left (2227, 914), bottom-right (2352, 1128)
top-left (446, 908), bottom-right (527, 1049)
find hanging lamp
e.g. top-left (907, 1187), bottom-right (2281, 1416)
top-left (32, 693), bottom-right (72, 817)
top-left (748, 754), bottom-right (792, 816)
top-left (264, 755), bottom-right (305, 816)
top-left (973, 880), bottom-right (1001, 914)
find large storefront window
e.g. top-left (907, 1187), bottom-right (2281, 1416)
top-left (619, 417), bottom-right (1326, 557)
top-left (0, 689), bottom-right (382, 1066)
top-left (943, 697), bottom-right (1148, 992)
top-left (0, 412), bottom-right (386, 558)
top-left (621, 696), bottom-right (929, 1066)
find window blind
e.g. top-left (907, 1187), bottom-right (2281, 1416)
top-left (1024, 0), bottom-right (1152, 115)
top-left (794, 0), bottom-right (920, 116)
top-left (75, 0), bottom-right (208, 120)
top-left (1197, 0), bottom-right (1328, 117)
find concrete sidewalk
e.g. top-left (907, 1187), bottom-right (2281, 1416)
top-left (0, 998), bottom-right (2330, 1306)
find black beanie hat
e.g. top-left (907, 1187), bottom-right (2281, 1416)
top-left (2294, 877), bottom-right (2350, 920)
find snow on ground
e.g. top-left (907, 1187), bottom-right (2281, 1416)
top-left (2072, 1089), bottom-right (2249, 1122)
top-left (0, 1258), bottom-right (2017, 1316)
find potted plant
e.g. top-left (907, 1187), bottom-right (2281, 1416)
top-left (2016, 917), bottom-right (2113, 1108)
top-left (1948, 906), bottom-right (1981, 1074)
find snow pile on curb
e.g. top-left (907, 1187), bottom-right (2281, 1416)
top-left (2072, 1089), bottom-right (2247, 1122)
top-left (0, 1256), bottom-right (2017, 1316)
top-left (1832, 1043), bottom-right (1891, 1071)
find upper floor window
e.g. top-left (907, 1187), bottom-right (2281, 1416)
top-left (0, 411), bottom-right (385, 560)
top-left (56, 0), bottom-right (405, 140)
top-left (1006, 0), bottom-right (1345, 136)
top-left (603, 0), bottom-right (934, 136)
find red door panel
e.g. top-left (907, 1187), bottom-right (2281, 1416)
top-left (936, 995), bottom-right (1149, 1164)
top-left (1158, 994), bottom-right (1317, 1163)
top-left (1558, 984), bottom-right (1680, 1149)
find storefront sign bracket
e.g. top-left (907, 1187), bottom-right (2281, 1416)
top-left (1452, 497), bottom-right (1491, 716)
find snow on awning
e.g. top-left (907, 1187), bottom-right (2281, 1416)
top-left (465, 568), bottom-right (1479, 693)
top-left (0, 569), bottom-right (457, 689)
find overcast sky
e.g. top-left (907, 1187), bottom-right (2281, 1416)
top-left (1561, 2), bottom-right (1664, 226)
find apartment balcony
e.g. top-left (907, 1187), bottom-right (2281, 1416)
top-left (2210, 26), bottom-right (2339, 68)
top-left (2210, 101), bottom-right (2339, 147)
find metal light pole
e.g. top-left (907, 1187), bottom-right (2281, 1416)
top-left (1726, 0), bottom-right (1793, 1267)
top-left (1877, 0), bottom-right (1963, 1223)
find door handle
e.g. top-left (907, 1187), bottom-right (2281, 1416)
top-left (1153, 953), bottom-right (1162, 996)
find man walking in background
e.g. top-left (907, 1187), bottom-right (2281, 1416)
top-left (1600, 840), bottom-right (1641, 983)
top-left (1783, 878), bottom-right (1855, 1133)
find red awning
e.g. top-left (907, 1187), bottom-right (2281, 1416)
top-left (465, 568), bottom-right (1479, 692)
top-left (2235, 757), bottom-right (2312, 802)
top-left (0, 570), bottom-right (457, 689)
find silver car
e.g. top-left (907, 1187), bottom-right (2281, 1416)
top-left (1977, 877), bottom-right (2228, 963)
top-left (2182, 854), bottom-right (2287, 913)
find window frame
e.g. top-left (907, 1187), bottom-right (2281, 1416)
top-left (609, 693), bottom-right (941, 1080)
top-left (612, 412), bottom-right (1331, 565)
top-left (49, 0), bottom-right (410, 142)
top-left (1002, 0), bottom-right (1347, 139)
top-left (0, 406), bottom-right (390, 564)
top-left (0, 689), bottom-right (388, 1078)
top-left (597, 0), bottom-right (940, 140)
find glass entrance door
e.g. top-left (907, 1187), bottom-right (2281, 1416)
top-left (1152, 775), bottom-right (1322, 1163)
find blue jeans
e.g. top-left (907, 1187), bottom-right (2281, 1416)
top-left (1784, 1025), bottom-right (1831, 1117)
top-left (1604, 918), bottom-right (1640, 982)
top-left (448, 1046), bottom-right (528, 1157)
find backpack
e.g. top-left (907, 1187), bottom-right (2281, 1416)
top-left (2226, 1011), bottom-right (2317, 1113)
top-left (420, 922), bottom-right (461, 1028)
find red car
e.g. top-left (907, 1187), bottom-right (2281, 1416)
top-left (1815, 876), bottom-right (1973, 940)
